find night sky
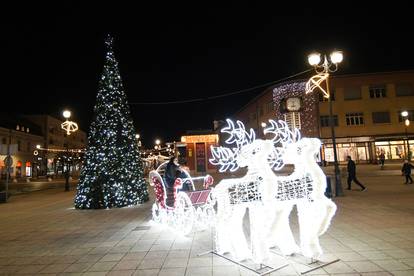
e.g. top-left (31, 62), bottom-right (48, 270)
top-left (2, 3), bottom-right (414, 147)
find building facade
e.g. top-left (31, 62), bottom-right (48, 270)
top-left (179, 131), bottom-right (219, 175)
top-left (23, 115), bottom-right (87, 176)
top-left (234, 71), bottom-right (414, 163)
top-left (0, 114), bottom-right (87, 179)
top-left (0, 117), bottom-right (44, 179)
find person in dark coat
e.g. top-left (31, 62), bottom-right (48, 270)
top-left (165, 156), bottom-right (180, 189)
top-left (379, 152), bottom-right (385, 169)
top-left (346, 156), bottom-right (366, 191)
top-left (401, 159), bottom-right (414, 184)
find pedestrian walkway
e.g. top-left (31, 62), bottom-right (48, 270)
top-left (1, 172), bottom-right (414, 275)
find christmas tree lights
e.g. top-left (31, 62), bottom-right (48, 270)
top-left (74, 35), bottom-right (149, 209)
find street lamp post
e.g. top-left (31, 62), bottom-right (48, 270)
top-left (306, 50), bottom-right (344, 197)
top-left (61, 110), bottom-right (78, 192)
top-left (401, 111), bottom-right (410, 159)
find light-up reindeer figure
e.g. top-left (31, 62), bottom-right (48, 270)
top-left (264, 120), bottom-right (337, 259)
top-left (210, 119), bottom-right (337, 263)
top-left (210, 119), bottom-right (286, 263)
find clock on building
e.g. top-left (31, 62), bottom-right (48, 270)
top-left (286, 97), bottom-right (302, 112)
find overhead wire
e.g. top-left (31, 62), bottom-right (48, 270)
top-left (129, 69), bottom-right (312, 105)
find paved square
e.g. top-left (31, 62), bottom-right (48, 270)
top-left (1, 167), bottom-right (414, 275)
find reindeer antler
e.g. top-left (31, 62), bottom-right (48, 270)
top-left (263, 119), bottom-right (301, 171)
top-left (264, 120), bottom-right (301, 144)
top-left (209, 119), bottom-right (256, 172)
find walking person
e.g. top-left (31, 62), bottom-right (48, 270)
top-left (379, 152), bottom-right (385, 170)
top-left (401, 159), bottom-right (414, 184)
top-left (346, 156), bottom-right (367, 191)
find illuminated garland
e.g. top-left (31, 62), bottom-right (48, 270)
top-left (272, 81), bottom-right (319, 137)
top-left (74, 35), bottom-right (149, 209)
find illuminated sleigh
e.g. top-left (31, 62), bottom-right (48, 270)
top-left (149, 162), bottom-right (215, 235)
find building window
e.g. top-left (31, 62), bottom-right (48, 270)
top-left (26, 128), bottom-right (30, 133)
top-left (17, 140), bottom-right (21, 151)
top-left (319, 89), bottom-right (335, 102)
top-left (369, 85), bottom-right (386, 98)
top-left (398, 110), bottom-right (414, 122)
top-left (396, 84), bottom-right (414, 97)
top-left (1, 137), bottom-right (6, 144)
top-left (16, 125), bottom-right (20, 130)
top-left (27, 142), bottom-right (31, 152)
top-left (320, 115), bottom-right (338, 127)
top-left (372, 111), bottom-right (390, 124)
top-left (284, 112), bottom-right (301, 129)
top-left (49, 139), bottom-right (54, 145)
top-left (266, 101), bottom-right (274, 113)
top-left (344, 87), bottom-right (362, 100)
top-left (346, 113), bottom-right (364, 125)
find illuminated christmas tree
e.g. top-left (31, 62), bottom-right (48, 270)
top-left (75, 35), bottom-right (149, 209)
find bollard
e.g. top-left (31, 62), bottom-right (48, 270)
top-left (325, 175), bottom-right (333, 198)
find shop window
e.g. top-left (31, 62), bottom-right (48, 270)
top-left (369, 85), bottom-right (387, 98)
top-left (396, 83), bottom-right (414, 97)
top-left (344, 87), bottom-right (362, 100)
top-left (319, 89), bottom-right (335, 102)
top-left (372, 111), bottom-right (390, 124)
top-left (346, 113), bottom-right (364, 126)
top-left (320, 115), bottom-right (338, 127)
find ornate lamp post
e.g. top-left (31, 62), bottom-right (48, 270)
top-left (306, 50), bottom-right (344, 196)
top-left (61, 110), bottom-right (78, 191)
top-left (401, 111), bottom-right (410, 159)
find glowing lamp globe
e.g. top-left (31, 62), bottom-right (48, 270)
top-left (406, 119), bottom-right (410, 127)
top-left (135, 134), bottom-right (140, 139)
top-left (330, 51), bottom-right (343, 64)
top-left (36, 144), bottom-right (41, 149)
top-left (155, 139), bottom-right (161, 145)
top-left (401, 111), bottom-right (408, 117)
top-left (261, 122), bottom-right (267, 128)
top-left (63, 110), bottom-right (71, 119)
top-left (308, 53), bottom-right (321, 66)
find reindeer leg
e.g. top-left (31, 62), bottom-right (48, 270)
top-left (297, 202), bottom-right (323, 259)
top-left (228, 206), bottom-right (250, 261)
top-left (249, 205), bottom-right (269, 263)
top-left (267, 203), bottom-right (299, 255)
top-left (317, 197), bottom-right (337, 236)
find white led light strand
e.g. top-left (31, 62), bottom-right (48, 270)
top-left (210, 118), bottom-right (337, 263)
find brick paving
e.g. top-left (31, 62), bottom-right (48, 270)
top-left (1, 166), bottom-right (414, 275)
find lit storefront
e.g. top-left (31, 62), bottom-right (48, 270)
top-left (179, 134), bottom-right (219, 174)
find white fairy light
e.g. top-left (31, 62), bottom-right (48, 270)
top-left (210, 118), bottom-right (337, 263)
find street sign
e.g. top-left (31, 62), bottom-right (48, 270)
top-left (4, 156), bottom-right (13, 167)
